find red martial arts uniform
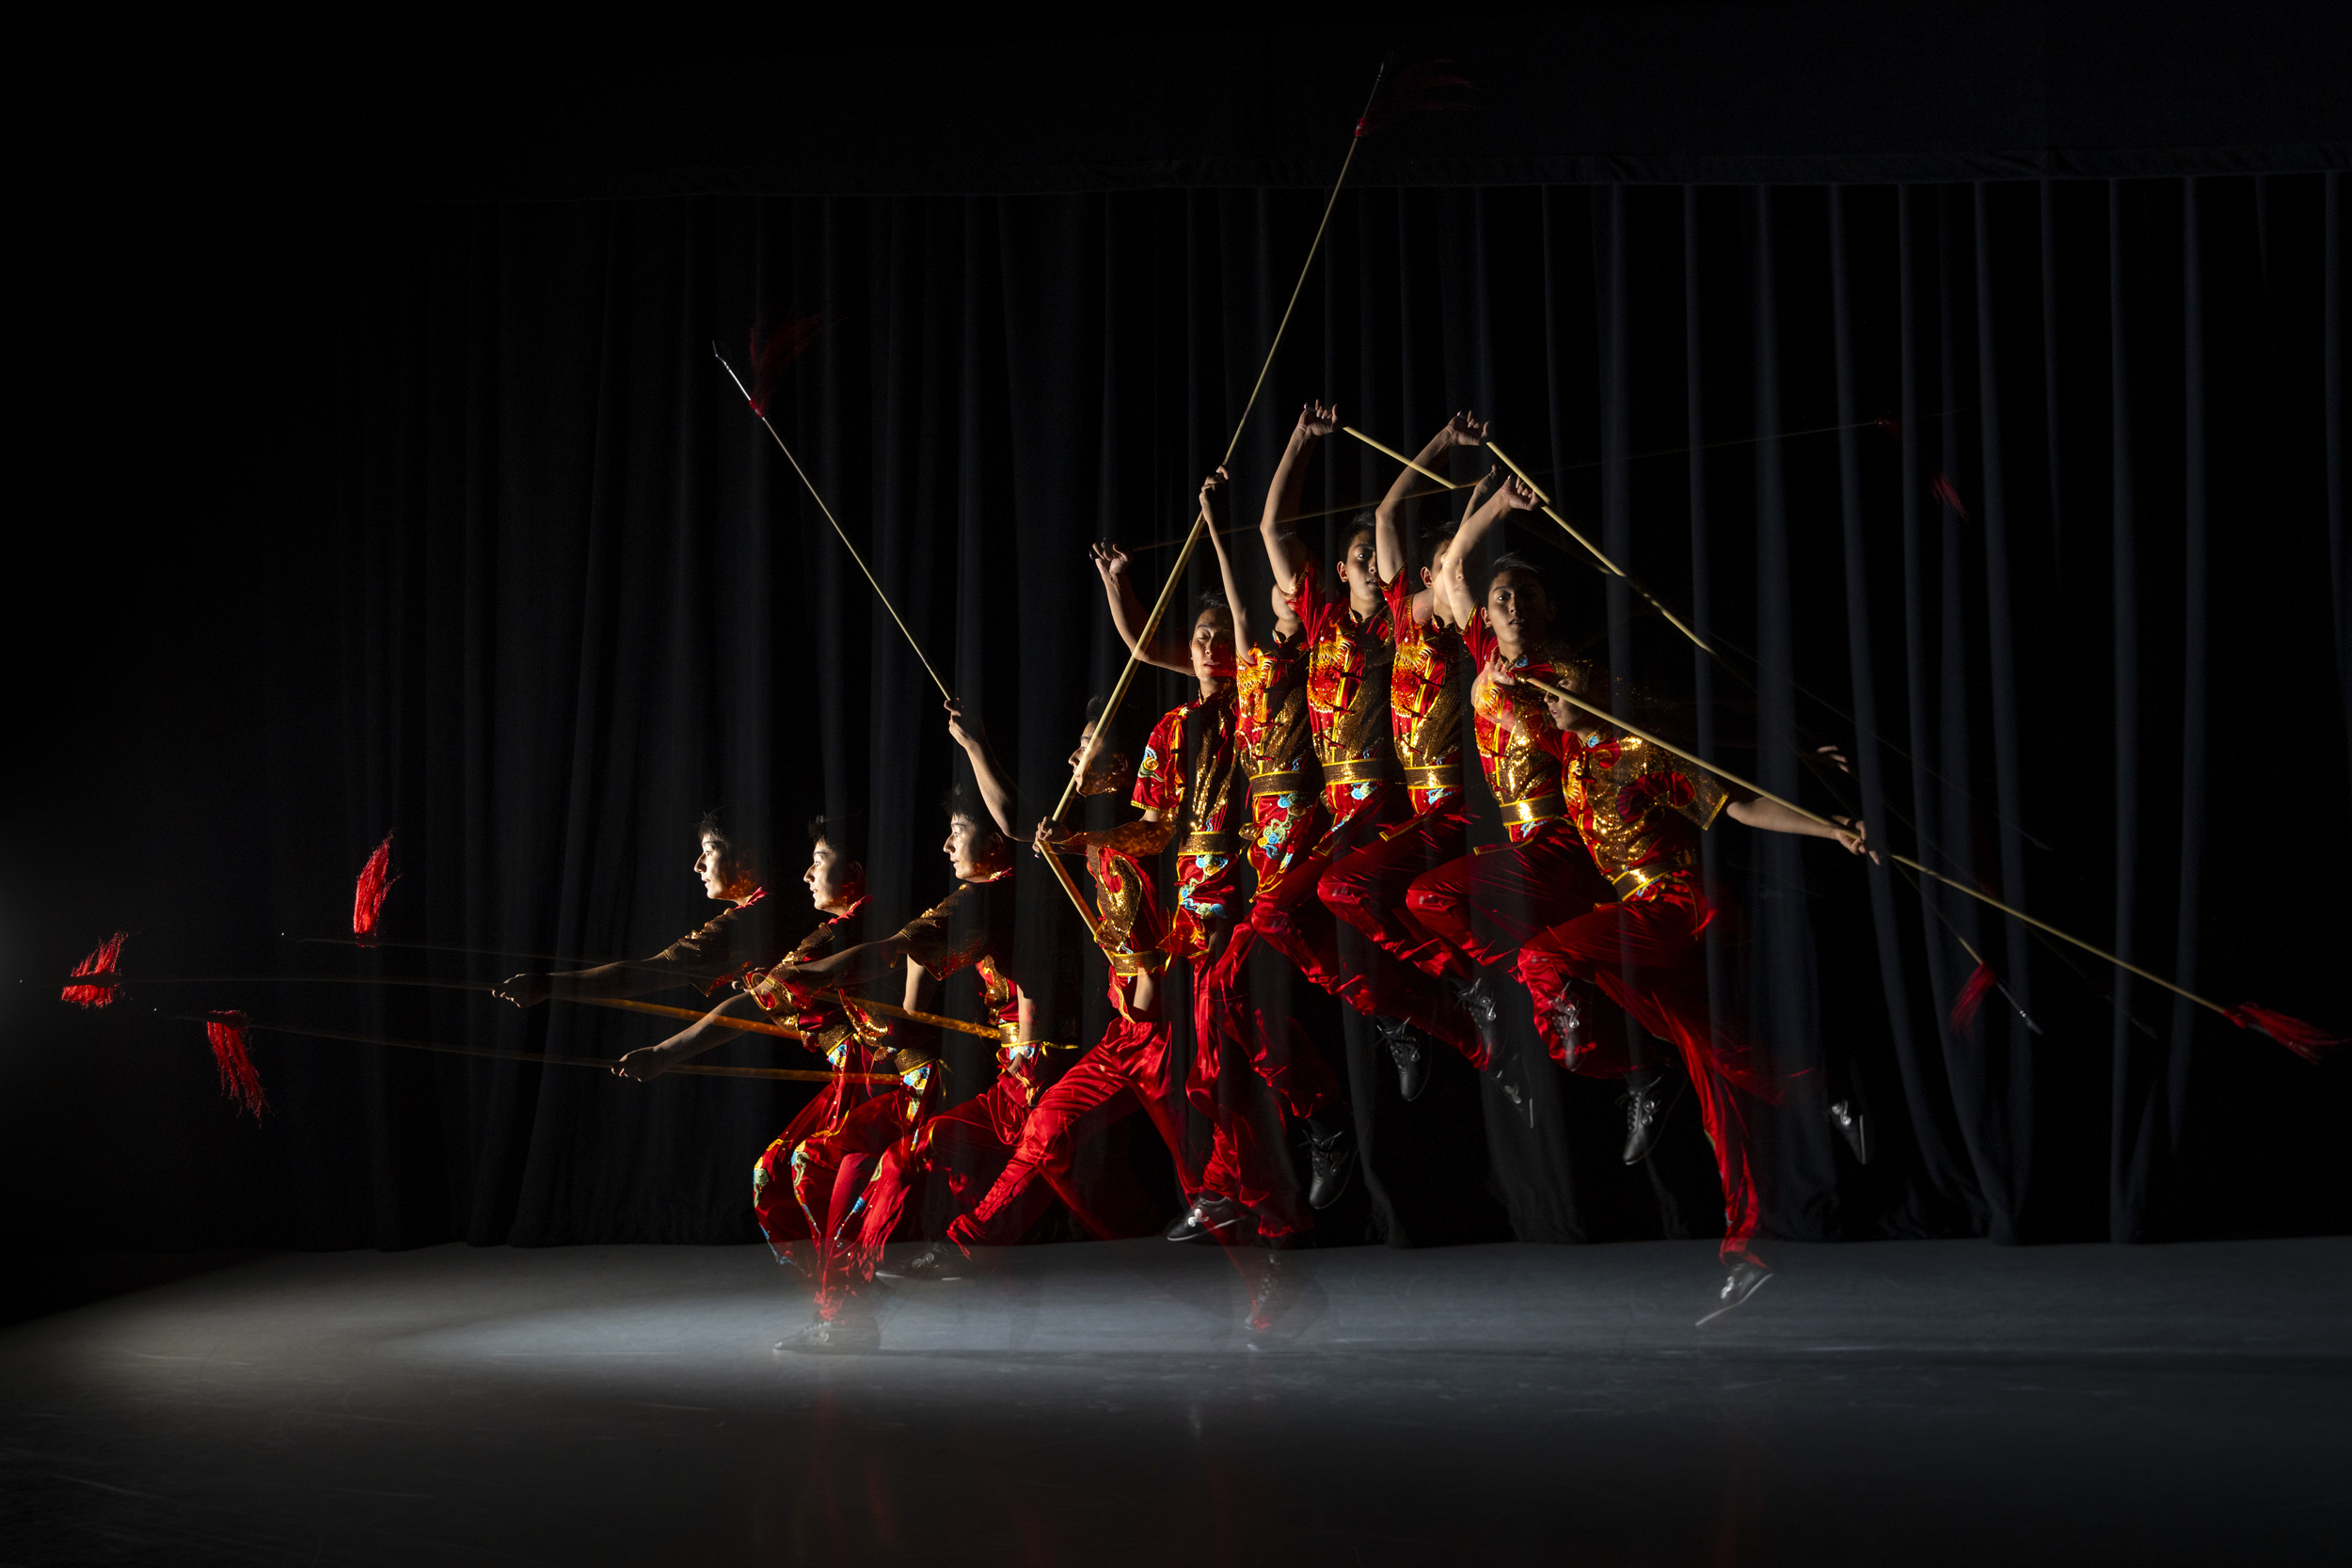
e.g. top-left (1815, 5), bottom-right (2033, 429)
top-left (1132, 688), bottom-right (1309, 1242)
top-left (1318, 573), bottom-right (1474, 986)
top-left (1193, 639), bottom-right (1343, 1127)
top-left (946, 804), bottom-right (1208, 1249)
top-left (1514, 732), bottom-right (1782, 1260)
top-left (740, 899), bottom-right (939, 1321)
top-left (1253, 568), bottom-right (1477, 1056)
top-left (1404, 620), bottom-right (1617, 1022)
top-left (851, 869), bottom-right (1090, 1261)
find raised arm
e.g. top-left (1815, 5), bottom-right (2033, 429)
top-left (1260, 401), bottom-right (1336, 597)
top-left (1727, 797), bottom-right (1874, 858)
top-left (1199, 467), bottom-right (1255, 653)
top-left (1091, 543), bottom-right (1193, 673)
top-left (1375, 411), bottom-right (1488, 585)
top-left (946, 696), bottom-right (1019, 838)
top-left (1433, 472), bottom-right (1538, 626)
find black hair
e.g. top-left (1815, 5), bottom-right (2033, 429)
top-left (1083, 692), bottom-right (1153, 768)
top-left (942, 786), bottom-right (1005, 840)
top-left (806, 810), bottom-right (866, 869)
top-left (695, 809), bottom-right (768, 879)
top-left (1419, 521), bottom-right (1460, 575)
top-left (1484, 550), bottom-right (1549, 603)
top-left (1196, 587), bottom-right (1231, 614)
top-left (1341, 508), bottom-right (1378, 558)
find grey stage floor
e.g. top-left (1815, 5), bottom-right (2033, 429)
top-left (3, 1238), bottom-right (2347, 1566)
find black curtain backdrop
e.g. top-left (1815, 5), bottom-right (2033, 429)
top-left (13, 168), bottom-right (2344, 1254)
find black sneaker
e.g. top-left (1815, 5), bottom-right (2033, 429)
top-left (1619, 1070), bottom-right (1675, 1164)
top-left (775, 1299), bottom-right (881, 1354)
top-left (1549, 987), bottom-right (1589, 1069)
top-left (1483, 1046), bottom-right (1537, 1130)
top-left (1696, 1257), bottom-right (1773, 1326)
top-left (1165, 1193), bottom-right (1247, 1243)
top-left (1246, 1248), bottom-right (1291, 1336)
top-left (1827, 1098), bottom-right (1872, 1165)
top-left (1374, 1016), bottom-right (1428, 1101)
top-left (1306, 1124), bottom-right (1356, 1210)
top-left (873, 1243), bottom-right (967, 1285)
top-left (1454, 974), bottom-right (1503, 1060)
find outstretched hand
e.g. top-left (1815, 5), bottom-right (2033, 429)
top-left (610, 1044), bottom-right (671, 1083)
top-left (1295, 401), bottom-right (1339, 439)
top-left (1089, 541), bottom-right (1132, 584)
top-left (1828, 816), bottom-right (1880, 862)
top-left (1442, 410), bottom-right (1491, 448)
top-left (1815, 743), bottom-right (1852, 774)
top-left (491, 973), bottom-right (548, 1008)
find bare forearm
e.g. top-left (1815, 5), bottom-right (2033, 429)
top-left (651, 991), bottom-right (771, 1062)
top-left (1260, 431), bottom-right (1319, 592)
top-left (787, 937), bottom-right (910, 992)
top-left (1203, 508), bottom-right (1256, 651)
top-left (1103, 568), bottom-right (1190, 673)
top-left (544, 963), bottom-right (668, 1001)
top-left (955, 736), bottom-right (1020, 837)
top-left (1727, 797), bottom-right (1833, 839)
top-left (1375, 430), bottom-right (1451, 581)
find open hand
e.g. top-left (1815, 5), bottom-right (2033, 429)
top-left (1089, 541), bottom-right (1132, 583)
top-left (1816, 744), bottom-right (1852, 774)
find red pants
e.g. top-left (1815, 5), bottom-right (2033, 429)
top-left (854, 1070), bottom-right (1092, 1260)
top-left (1192, 920), bottom-right (1342, 1123)
top-left (948, 1018), bottom-right (1202, 1248)
top-left (1253, 783), bottom-right (1478, 1059)
top-left (1405, 819), bottom-right (1613, 977)
top-left (1514, 879), bottom-right (1780, 1262)
top-left (1319, 802), bottom-right (1470, 981)
top-left (1184, 946), bottom-right (1311, 1241)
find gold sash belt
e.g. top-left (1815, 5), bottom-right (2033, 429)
top-left (1179, 831), bottom-right (1238, 857)
top-left (1250, 770), bottom-right (1307, 796)
top-left (1320, 757), bottom-right (1391, 787)
top-left (1497, 792), bottom-right (1565, 827)
top-left (1402, 764), bottom-right (1462, 791)
top-left (1106, 948), bottom-right (1172, 976)
top-left (1610, 861), bottom-right (1692, 899)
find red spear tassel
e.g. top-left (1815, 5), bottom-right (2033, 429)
top-left (62, 932), bottom-right (129, 1007)
top-left (353, 832), bottom-right (397, 945)
top-left (2223, 1004), bottom-right (2348, 1066)
top-left (1950, 962), bottom-right (1998, 1034)
top-left (204, 1010), bottom-right (268, 1118)
top-left (1356, 57), bottom-right (1473, 137)
top-left (746, 313), bottom-right (829, 418)
top-left (1931, 472), bottom-right (1971, 522)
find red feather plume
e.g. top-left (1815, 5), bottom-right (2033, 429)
top-left (2224, 1004), bottom-right (2347, 1066)
top-left (746, 313), bottom-right (830, 419)
top-left (1950, 962), bottom-right (1998, 1034)
top-left (1357, 57), bottom-right (1474, 138)
top-left (62, 931), bottom-right (129, 1008)
top-left (205, 1010), bottom-right (268, 1118)
top-left (1931, 472), bottom-right (1970, 522)
top-left (354, 832), bottom-right (397, 946)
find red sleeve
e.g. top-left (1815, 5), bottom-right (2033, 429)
top-left (1130, 705), bottom-right (1187, 815)
top-left (1461, 609), bottom-right (1496, 668)
top-left (1291, 560), bottom-right (1333, 643)
top-left (1383, 571), bottom-right (1412, 637)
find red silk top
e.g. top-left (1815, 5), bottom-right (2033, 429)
top-left (896, 867), bottom-right (1047, 1096)
top-left (741, 898), bottom-right (890, 1070)
top-left (1233, 638), bottom-right (1321, 890)
top-left (1464, 614), bottom-right (1595, 843)
top-left (1384, 572), bottom-right (1468, 815)
top-left (1133, 689), bottom-right (1245, 960)
top-left (1293, 564), bottom-right (1395, 825)
top-left (1551, 730), bottom-right (1734, 897)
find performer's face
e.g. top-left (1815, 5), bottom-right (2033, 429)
top-left (804, 838), bottom-right (864, 913)
top-left (1336, 529), bottom-right (1379, 600)
top-left (694, 833), bottom-right (751, 901)
top-left (1486, 568), bottom-right (1549, 651)
top-left (1188, 607), bottom-right (1235, 683)
top-left (1069, 723), bottom-right (1132, 796)
top-left (944, 813), bottom-right (1006, 879)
